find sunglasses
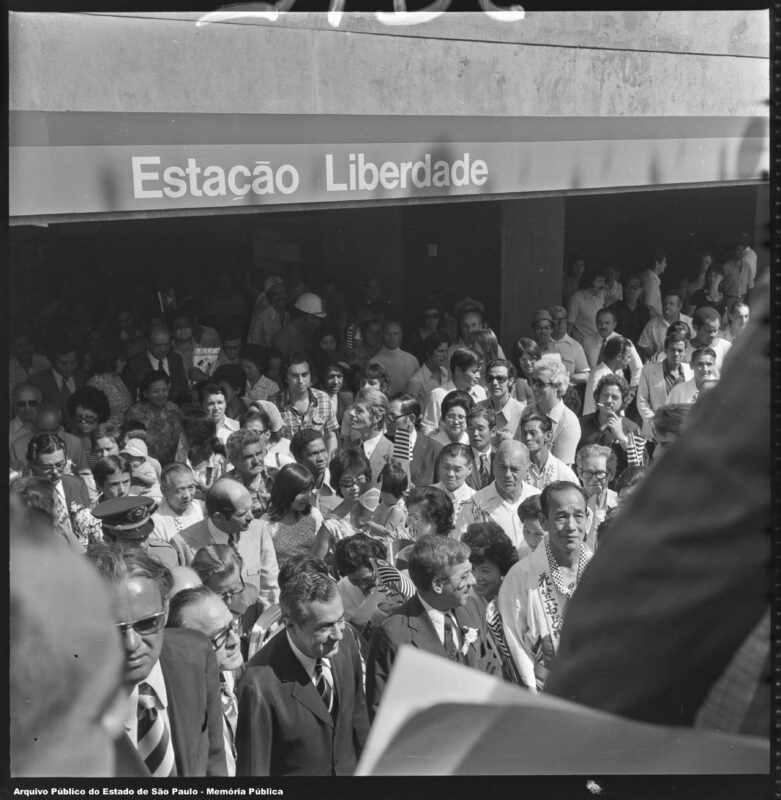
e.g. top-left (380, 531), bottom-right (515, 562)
top-left (486, 374), bottom-right (508, 383)
top-left (115, 610), bottom-right (167, 637)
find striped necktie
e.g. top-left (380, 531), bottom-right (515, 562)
top-left (220, 673), bottom-right (238, 777)
top-left (315, 657), bottom-right (336, 719)
top-left (137, 683), bottom-right (177, 777)
top-left (443, 613), bottom-right (460, 662)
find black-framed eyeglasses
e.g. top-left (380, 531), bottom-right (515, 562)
top-left (34, 459), bottom-right (68, 473)
top-left (531, 378), bottom-right (554, 389)
top-left (219, 575), bottom-right (246, 605)
top-left (209, 617), bottom-right (242, 650)
top-left (115, 610), bottom-right (167, 637)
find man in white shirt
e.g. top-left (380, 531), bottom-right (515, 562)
top-left (152, 463), bottom-right (206, 542)
top-left (9, 382), bottom-right (42, 447)
top-left (422, 347), bottom-right (487, 435)
top-left (485, 359), bottom-right (526, 439)
top-left (181, 477), bottom-right (280, 609)
top-left (637, 293), bottom-right (693, 361)
top-left (369, 319), bottom-right (421, 398)
top-left (668, 346), bottom-right (719, 406)
top-left (405, 332), bottom-right (453, 409)
top-left (685, 306), bottom-right (732, 372)
top-left (548, 306), bottom-right (590, 385)
top-left (640, 248), bottom-right (668, 318)
top-left (582, 309), bottom-right (643, 390)
top-left (456, 440), bottom-right (541, 548)
top-left (519, 413), bottom-right (579, 491)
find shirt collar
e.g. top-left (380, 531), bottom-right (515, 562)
top-left (286, 631), bottom-right (319, 680)
top-left (147, 352), bottom-right (168, 368)
top-left (362, 431), bottom-right (384, 456)
top-left (206, 516), bottom-right (231, 545)
top-left (133, 660), bottom-right (168, 709)
top-left (418, 593), bottom-right (447, 625)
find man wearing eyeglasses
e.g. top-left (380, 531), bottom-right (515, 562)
top-left (484, 359), bottom-right (526, 439)
top-left (181, 477), bottom-right (280, 610)
top-left (168, 586), bottom-right (244, 776)
top-left (9, 383), bottom-right (42, 446)
top-left (26, 432), bottom-right (90, 546)
top-left (11, 403), bottom-right (87, 475)
top-left (86, 541), bottom-right (227, 776)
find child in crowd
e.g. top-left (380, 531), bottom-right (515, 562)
top-left (517, 494), bottom-right (546, 559)
top-left (120, 438), bottom-right (162, 500)
top-left (373, 461), bottom-right (409, 536)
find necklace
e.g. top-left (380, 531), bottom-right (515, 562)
top-left (544, 539), bottom-right (589, 599)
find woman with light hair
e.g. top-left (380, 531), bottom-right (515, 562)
top-left (529, 358), bottom-right (581, 466)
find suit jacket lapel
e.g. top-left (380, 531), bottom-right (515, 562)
top-left (407, 596), bottom-right (448, 659)
top-left (160, 661), bottom-right (188, 775)
top-left (279, 635), bottom-right (333, 726)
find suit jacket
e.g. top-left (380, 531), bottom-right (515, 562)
top-left (465, 449), bottom-right (495, 491)
top-left (159, 628), bottom-right (228, 776)
top-left (636, 361), bottom-right (693, 438)
top-left (235, 625), bottom-right (370, 776)
top-left (61, 473), bottom-right (91, 508)
top-left (28, 368), bottom-right (84, 421)
top-left (122, 351), bottom-right (190, 404)
top-left (366, 593), bottom-right (501, 720)
top-left (367, 435), bottom-right (394, 486)
top-left (409, 431), bottom-right (442, 488)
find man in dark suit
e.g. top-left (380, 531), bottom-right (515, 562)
top-left (86, 542), bottom-right (227, 777)
top-left (122, 325), bottom-right (190, 404)
top-left (29, 341), bottom-right (83, 425)
top-left (466, 404), bottom-right (496, 491)
top-left (366, 535), bottom-right (501, 719)
top-left (235, 563), bottom-right (370, 776)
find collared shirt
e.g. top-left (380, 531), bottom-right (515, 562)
top-left (146, 352), bottom-right (170, 375)
top-left (432, 481), bottom-right (475, 522)
top-left (215, 415), bottom-right (240, 445)
top-left (491, 395), bottom-right (526, 438)
top-left (546, 400), bottom-right (581, 467)
top-left (286, 631), bottom-right (324, 686)
top-left (52, 369), bottom-right (76, 395)
top-left (549, 334), bottom-right (590, 378)
top-left (123, 660), bottom-right (170, 747)
top-left (152, 498), bottom-right (206, 541)
top-left (362, 431), bottom-right (385, 461)
top-left (667, 379), bottom-right (702, 406)
top-left (683, 337), bottom-right (732, 373)
top-left (662, 360), bottom-right (687, 394)
top-left (526, 451), bottom-right (579, 491)
top-left (418, 593), bottom-right (461, 649)
top-left (455, 480), bottom-right (541, 546)
top-left (275, 387), bottom-right (338, 441)
top-left (471, 447), bottom-right (492, 483)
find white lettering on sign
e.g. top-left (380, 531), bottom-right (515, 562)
top-left (324, 152), bottom-right (488, 191)
top-left (131, 157), bottom-right (301, 200)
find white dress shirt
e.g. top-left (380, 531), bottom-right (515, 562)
top-left (123, 660), bottom-right (171, 747)
top-left (455, 481), bottom-right (541, 546)
top-left (418, 593), bottom-right (460, 649)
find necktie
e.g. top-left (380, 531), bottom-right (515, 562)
top-left (443, 613), bottom-right (460, 662)
top-left (479, 454), bottom-right (490, 486)
top-left (137, 683), bottom-right (177, 777)
top-left (156, 359), bottom-right (165, 374)
top-left (315, 657), bottom-right (336, 719)
top-left (220, 674), bottom-right (238, 776)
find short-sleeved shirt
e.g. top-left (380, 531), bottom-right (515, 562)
top-left (274, 387), bottom-right (338, 441)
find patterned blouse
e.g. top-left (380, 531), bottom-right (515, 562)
top-left (257, 507), bottom-right (325, 567)
top-left (87, 373), bottom-right (133, 427)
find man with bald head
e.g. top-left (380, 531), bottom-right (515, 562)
top-left (455, 440), bottom-right (541, 550)
top-left (10, 402), bottom-right (87, 473)
top-left (9, 382), bottom-right (42, 445)
top-left (168, 586), bottom-right (245, 776)
top-left (181, 477), bottom-right (279, 609)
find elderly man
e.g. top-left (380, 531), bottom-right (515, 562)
top-left (273, 354), bottom-right (339, 456)
top-left (168, 586), bottom-right (244, 776)
top-left (548, 306), bottom-right (590, 385)
top-left (271, 292), bottom-right (326, 359)
top-left (636, 293), bottom-right (693, 361)
top-left (348, 387), bottom-right (394, 485)
top-left (9, 382), bottom-right (42, 446)
top-left (685, 307), bottom-right (732, 372)
top-left (122, 325), bottom-right (190, 404)
top-left (484, 359), bottom-right (526, 439)
top-left (636, 331), bottom-right (693, 439)
top-left (456, 440), bottom-right (541, 547)
top-left (26, 432), bottom-right (90, 546)
top-left (366, 535), bottom-right (500, 718)
top-left (668, 347), bottom-right (719, 405)
top-left (181, 477), bottom-right (279, 610)
top-left (226, 428), bottom-right (274, 517)
top-left (151, 463), bottom-right (206, 541)
top-left (529, 359), bottom-right (581, 466)
top-left (86, 542), bottom-right (227, 776)
top-left (497, 481), bottom-right (593, 692)
top-left (93, 495), bottom-right (186, 570)
top-left (421, 346), bottom-right (487, 435)
top-left (369, 318), bottom-right (421, 397)
top-left (235, 561), bottom-right (370, 775)
top-left (639, 248), bottom-right (668, 318)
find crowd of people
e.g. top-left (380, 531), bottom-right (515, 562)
top-left (9, 234), bottom-right (764, 777)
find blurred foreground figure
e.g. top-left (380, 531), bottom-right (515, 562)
top-left (10, 503), bottom-right (125, 776)
top-left (546, 281), bottom-right (770, 735)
